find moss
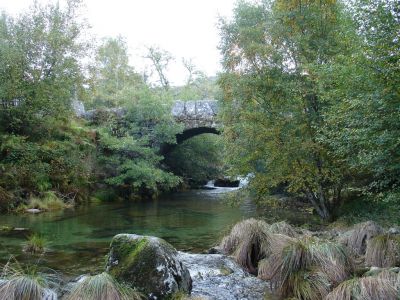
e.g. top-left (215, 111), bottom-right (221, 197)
top-left (219, 266), bottom-right (234, 276)
top-left (111, 237), bottom-right (150, 277)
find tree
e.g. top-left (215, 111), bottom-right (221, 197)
top-left (0, 0), bottom-right (88, 136)
top-left (145, 46), bottom-right (173, 90)
top-left (219, 0), bottom-right (355, 220)
top-left (95, 85), bottom-right (183, 196)
top-left (89, 36), bottom-right (143, 108)
top-left (0, 0), bottom-right (93, 204)
top-left (322, 0), bottom-right (400, 200)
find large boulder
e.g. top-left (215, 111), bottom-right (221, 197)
top-left (106, 234), bottom-right (192, 299)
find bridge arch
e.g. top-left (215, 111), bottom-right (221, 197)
top-left (161, 126), bottom-right (220, 155)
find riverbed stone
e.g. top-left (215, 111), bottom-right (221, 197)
top-left (177, 252), bottom-right (271, 300)
top-left (106, 234), bottom-right (192, 299)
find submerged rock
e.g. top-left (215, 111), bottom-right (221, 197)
top-left (26, 208), bottom-right (42, 214)
top-left (106, 234), bottom-right (192, 299)
top-left (177, 252), bottom-right (271, 300)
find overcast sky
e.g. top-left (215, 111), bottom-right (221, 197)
top-left (0, 0), bottom-right (235, 85)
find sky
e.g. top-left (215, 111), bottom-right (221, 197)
top-left (0, 0), bottom-right (235, 86)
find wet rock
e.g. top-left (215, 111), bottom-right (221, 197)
top-left (177, 252), bottom-right (271, 300)
top-left (106, 234), bottom-right (192, 299)
top-left (0, 226), bottom-right (31, 238)
top-left (207, 246), bottom-right (222, 254)
top-left (26, 208), bottom-right (42, 214)
top-left (388, 227), bottom-right (400, 235)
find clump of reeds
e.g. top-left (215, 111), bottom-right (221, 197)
top-left (325, 275), bottom-right (398, 300)
top-left (269, 221), bottom-right (298, 237)
top-left (261, 236), bottom-right (353, 299)
top-left (64, 272), bottom-right (142, 300)
top-left (0, 260), bottom-right (57, 300)
top-left (23, 234), bottom-right (47, 254)
top-left (220, 218), bottom-right (272, 274)
top-left (339, 221), bottom-right (383, 255)
top-left (365, 234), bottom-right (400, 267)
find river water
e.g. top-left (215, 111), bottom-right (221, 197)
top-left (0, 188), bottom-right (260, 277)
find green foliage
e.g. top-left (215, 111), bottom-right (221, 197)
top-left (173, 76), bottom-right (222, 101)
top-left (94, 86), bottom-right (182, 196)
top-left (165, 134), bottom-right (224, 186)
top-left (0, 2), bottom-right (94, 205)
top-left (218, 0), bottom-right (400, 220)
top-left (0, 0), bottom-right (87, 135)
top-left (88, 36), bottom-right (144, 108)
top-left (219, 0), bottom-right (354, 220)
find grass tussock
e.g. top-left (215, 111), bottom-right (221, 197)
top-left (325, 276), bottom-right (398, 300)
top-left (262, 237), bottom-right (353, 299)
top-left (65, 272), bottom-right (142, 300)
top-left (18, 191), bottom-right (72, 212)
top-left (23, 234), bottom-right (47, 254)
top-left (365, 234), bottom-right (400, 268)
top-left (220, 218), bottom-right (272, 274)
top-left (0, 260), bottom-right (56, 300)
top-left (269, 221), bottom-right (298, 237)
top-left (339, 221), bottom-right (383, 255)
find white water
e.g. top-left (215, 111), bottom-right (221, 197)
top-left (203, 174), bottom-right (254, 192)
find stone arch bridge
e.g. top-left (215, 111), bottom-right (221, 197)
top-left (75, 99), bottom-right (220, 152)
top-left (171, 100), bottom-right (219, 145)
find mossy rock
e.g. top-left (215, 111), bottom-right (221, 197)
top-left (107, 234), bottom-right (192, 299)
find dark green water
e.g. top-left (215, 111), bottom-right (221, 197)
top-left (0, 188), bottom-right (259, 277)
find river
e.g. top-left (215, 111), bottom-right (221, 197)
top-left (0, 187), bottom-right (260, 277)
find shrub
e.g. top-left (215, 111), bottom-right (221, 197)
top-left (65, 272), bottom-right (142, 300)
top-left (0, 187), bottom-right (12, 212)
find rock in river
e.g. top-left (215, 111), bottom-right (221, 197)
top-left (106, 234), bottom-right (192, 299)
top-left (178, 252), bottom-right (271, 300)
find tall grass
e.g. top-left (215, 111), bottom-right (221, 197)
top-left (339, 221), bottom-right (383, 255)
top-left (269, 221), bottom-right (298, 237)
top-left (220, 218), bottom-right (272, 274)
top-left (65, 272), bottom-right (142, 300)
top-left (365, 234), bottom-right (400, 267)
top-left (23, 234), bottom-right (47, 254)
top-left (18, 191), bottom-right (72, 212)
top-left (325, 276), bottom-right (398, 300)
top-left (0, 260), bottom-right (57, 300)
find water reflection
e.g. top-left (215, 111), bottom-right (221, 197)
top-left (0, 188), bottom-right (258, 275)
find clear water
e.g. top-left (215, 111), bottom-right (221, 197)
top-left (0, 188), bottom-right (259, 277)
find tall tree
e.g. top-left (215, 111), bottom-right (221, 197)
top-left (145, 46), bottom-right (173, 90)
top-left (89, 36), bottom-right (143, 108)
top-left (0, 0), bottom-right (88, 136)
top-left (219, 0), bottom-right (354, 219)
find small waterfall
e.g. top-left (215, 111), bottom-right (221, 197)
top-left (203, 174), bottom-right (254, 191)
top-left (204, 180), bottom-right (216, 189)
